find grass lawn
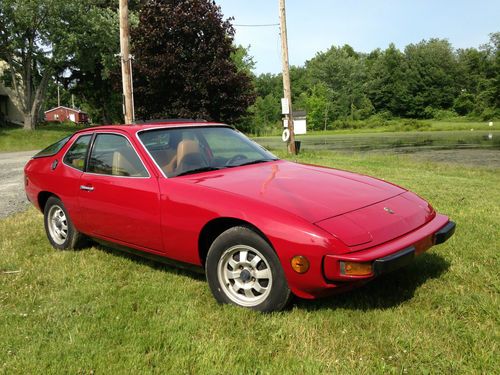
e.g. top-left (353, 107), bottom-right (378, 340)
top-left (1, 119), bottom-right (497, 153)
top-left (1, 150), bottom-right (499, 373)
top-left (0, 123), bottom-right (85, 153)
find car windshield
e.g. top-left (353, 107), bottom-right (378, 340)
top-left (138, 126), bottom-right (278, 177)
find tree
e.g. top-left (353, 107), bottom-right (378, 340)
top-left (64, 5), bottom-right (123, 124)
top-left (247, 94), bottom-right (281, 134)
top-left (404, 39), bottom-right (459, 117)
top-left (367, 43), bottom-right (410, 117)
top-left (453, 91), bottom-right (474, 115)
top-left (254, 73), bottom-right (282, 99)
top-left (0, 0), bottom-right (123, 128)
top-left (132, 0), bottom-right (255, 124)
top-left (0, 0), bottom-right (79, 129)
top-left (231, 44), bottom-right (256, 76)
top-left (306, 44), bottom-right (372, 121)
top-left (296, 83), bottom-right (332, 130)
top-left (473, 32), bottom-right (500, 118)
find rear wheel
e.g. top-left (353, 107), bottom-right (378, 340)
top-left (44, 196), bottom-right (87, 250)
top-left (206, 226), bottom-right (291, 312)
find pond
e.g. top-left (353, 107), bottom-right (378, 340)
top-left (255, 130), bottom-right (500, 153)
top-left (255, 130), bottom-right (500, 168)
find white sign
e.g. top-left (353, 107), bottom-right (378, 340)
top-left (283, 119), bottom-right (307, 135)
top-left (281, 98), bottom-right (289, 115)
top-left (294, 119), bottom-right (307, 135)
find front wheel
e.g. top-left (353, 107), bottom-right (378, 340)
top-left (206, 226), bottom-right (291, 312)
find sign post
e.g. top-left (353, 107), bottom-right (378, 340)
top-left (279, 0), bottom-right (296, 154)
top-left (119, 0), bottom-right (134, 124)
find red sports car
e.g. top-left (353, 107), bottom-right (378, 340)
top-left (24, 121), bottom-right (455, 312)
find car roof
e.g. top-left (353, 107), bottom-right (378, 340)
top-left (72, 121), bottom-right (229, 136)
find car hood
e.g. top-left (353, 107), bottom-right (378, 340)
top-left (183, 160), bottom-right (405, 223)
top-left (315, 192), bottom-right (436, 250)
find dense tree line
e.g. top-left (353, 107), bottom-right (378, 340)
top-left (1, 0), bottom-right (497, 131)
top-left (247, 34), bottom-right (499, 133)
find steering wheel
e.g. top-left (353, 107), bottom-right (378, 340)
top-left (225, 154), bottom-right (248, 166)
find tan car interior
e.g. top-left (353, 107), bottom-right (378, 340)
top-left (112, 146), bottom-right (147, 177)
top-left (151, 135), bottom-right (207, 176)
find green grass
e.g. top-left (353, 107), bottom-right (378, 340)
top-left (1, 150), bottom-right (499, 373)
top-left (1, 119), bottom-right (497, 153)
top-left (0, 123), bottom-right (86, 152)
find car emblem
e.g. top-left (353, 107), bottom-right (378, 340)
top-left (384, 207), bottom-right (395, 214)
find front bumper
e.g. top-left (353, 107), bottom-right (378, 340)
top-left (323, 216), bottom-right (455, 282)
top-left (434, 221), bottom-right (456, 245)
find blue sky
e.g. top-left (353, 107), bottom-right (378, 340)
top-left (215, 0), bottom-right (500, 74)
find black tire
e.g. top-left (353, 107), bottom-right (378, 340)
top-left (206, 226), bottom-right (291, 312)
top-left (43, 196), bottom-right (87, 250)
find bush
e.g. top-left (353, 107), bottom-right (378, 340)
top-left (453, 92), bottom-right (475, 116)
top-left (480, 107), bottom-right (500, 121)
top-left (365, 112), bottom-right (393, 127)
top-left (434, 109), bottom-right (458, 120)
top-left (423, 107), bottom-right (458, 120)
top-left (389, 119), bottom-right (430, 132)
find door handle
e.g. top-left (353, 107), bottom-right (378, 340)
top-left (80, 185), bottom-right (94, 191)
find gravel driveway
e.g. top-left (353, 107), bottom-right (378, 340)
top-left (0, 150), bottom-right (38, 219)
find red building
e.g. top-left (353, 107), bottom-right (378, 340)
top-left (44, 106), bottom-right (89, 124)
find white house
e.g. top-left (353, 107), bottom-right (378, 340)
top-left (0, 60), bottom-right (24, 125)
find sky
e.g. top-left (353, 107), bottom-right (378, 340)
top-left (215, 0), bottom-right (500, 75)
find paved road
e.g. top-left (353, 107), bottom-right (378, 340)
top-left (0, 150), bottom-right (38, 219)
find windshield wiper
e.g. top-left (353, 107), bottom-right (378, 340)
top-left (228, 158), bottom-right (278, 168)
top-left (175, 166), bottom-right (220, 177)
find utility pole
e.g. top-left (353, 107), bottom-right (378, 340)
top-left (57, 84), bottom-right (60, 107)
top-left (119, 0), bottom-right (134, 124)
top-left (279, 0), bottom-right (296, 154)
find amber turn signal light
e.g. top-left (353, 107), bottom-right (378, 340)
top-left (340, 261), bottom-right (373, 276)
top-left (291, 256), bottom-right (310, 274)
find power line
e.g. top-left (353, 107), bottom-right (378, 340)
top-left (233, 23), bottom-right (280, 27)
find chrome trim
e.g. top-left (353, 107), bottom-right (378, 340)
top-left (80, 185), bottom-right (94, 191)
top-left (82, 171), bottom-right (150, 179)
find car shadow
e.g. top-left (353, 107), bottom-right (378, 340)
top-left (91, 242), bottom-right (207, 282)
top-left (292, 252), bottom-right (450, 311)
top-left (89, 241), bottom-right (449, 311)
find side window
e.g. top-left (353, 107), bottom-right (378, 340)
top-left (63, 135), bottom-right (91, 171)
top-left (87, 134), bottom-right (148, 177)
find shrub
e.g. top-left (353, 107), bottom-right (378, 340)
top-left (480, 107), bottom-right (500, 121)
top-left (453, 92), bottom-right (475, 116)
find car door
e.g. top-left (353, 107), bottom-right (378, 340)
top-left (59, 133), bottom-right (93, 231)
top-left (78, 132), bottom-right (162, 251)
